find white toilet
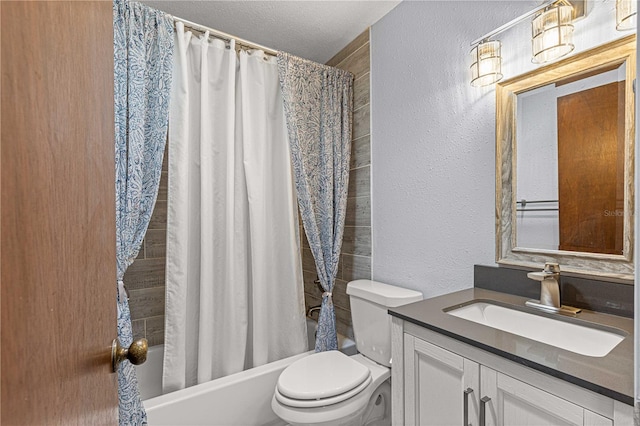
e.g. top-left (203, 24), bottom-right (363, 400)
top-left (271, 279), bottom-right (423, 426)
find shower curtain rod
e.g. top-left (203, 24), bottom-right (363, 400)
top-left (173, 16), bottom-right (279, 56)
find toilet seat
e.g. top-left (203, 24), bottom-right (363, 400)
top-left (275, 351), bottom-right (371, 407)
top-left (272, 353), bottom-right (392, 426)
top-left (275, 375), bottom-right (372, 408)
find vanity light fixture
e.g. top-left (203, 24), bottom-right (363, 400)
top-left (531, 2), bottom-right (575, 63)
top-left (470, 40), bottom-right (503, 87)
top-left (469, 0), bottom-right (585, 87)
top-left (616, 0), bottom-right (636, 31)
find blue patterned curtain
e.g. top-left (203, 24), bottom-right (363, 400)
top-left (113, 0), bottom-right (173, 424)
top-left (277, 53), bottom-right (353, 352)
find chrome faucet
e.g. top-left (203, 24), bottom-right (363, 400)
top-left (525, 263), bottom-right (581, 315)
top-left (529, 262), bottom-right (561, 308)
top-left (307, 305), bottom-right (321, 319)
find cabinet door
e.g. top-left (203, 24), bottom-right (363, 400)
top-left (612, 401), bottom-right (634, 425)
top-left (404, 335), bottom-right (480, 426)
top-left (481, 367), bottom-right (612, 426)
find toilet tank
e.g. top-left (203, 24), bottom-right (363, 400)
top-left (346, 280), bottom-right (423, 367)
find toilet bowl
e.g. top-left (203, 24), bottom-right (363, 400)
top-left (271, 352), bottom-right (390, 426)
top-left (271, 280), bottom-right (423, 426)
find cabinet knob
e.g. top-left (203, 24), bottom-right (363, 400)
top-left (111, 338), bottom-right (148, 372)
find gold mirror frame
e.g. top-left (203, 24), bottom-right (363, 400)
top-left (496, 34), bottom-right (636, 282)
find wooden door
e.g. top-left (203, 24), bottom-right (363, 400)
top-left (404, 335), bottom-right (480, 426)
top-left (557, 81), bottom-right (625, 254)
top-left (1, 2), bottom-right (118, 424)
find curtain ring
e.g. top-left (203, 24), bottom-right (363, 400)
top-left (322, 291), bottom-right (332, 299)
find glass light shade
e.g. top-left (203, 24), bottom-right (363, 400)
top-left (531, 5), bottom-right (575, 64)
top-left (616, 0), bottom-right (637, 30)
top-left (470, 40), bottom-right (503, 87)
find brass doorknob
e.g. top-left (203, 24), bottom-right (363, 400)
top-left (111, 338), bottom-right (148, 372)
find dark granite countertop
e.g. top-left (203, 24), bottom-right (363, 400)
top-left (389, 288), bottom-right (634, 405)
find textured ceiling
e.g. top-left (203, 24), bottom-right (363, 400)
top-left (141, 1), bottom-right (401, 63)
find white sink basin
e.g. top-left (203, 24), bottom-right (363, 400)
top-left (446, 302), bottom-right (625, 357)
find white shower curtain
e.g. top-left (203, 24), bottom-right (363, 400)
top-left (163, 22), bottom-right (307, 393)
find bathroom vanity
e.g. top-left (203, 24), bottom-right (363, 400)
top-left (388, 288), bottom-right (634, 425)
top-left (384, 25), bottom-right (638, 426)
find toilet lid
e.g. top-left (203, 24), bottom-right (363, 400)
top-left (275, 374), bottom-right (372, 408)
top-left (276, 351), bottom-right (371, 401)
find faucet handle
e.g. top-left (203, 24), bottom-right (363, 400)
top-left (543, 262), bottom-right (560, 274)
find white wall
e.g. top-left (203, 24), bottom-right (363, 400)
top-left (370, 0), bottom-right (628, 298)
top-left (516, 84), bottom-right (559, 251)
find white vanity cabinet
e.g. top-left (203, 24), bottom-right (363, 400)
top-left (392, 319), bottom-right (634, 426)
top-left (403, 335), bottom-right (613, 426)
top-left (403, 335), bottom-right (479, 425)
top-left (481, 367), bottom-right (613, 426)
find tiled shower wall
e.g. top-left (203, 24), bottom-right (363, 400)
top-left (125, 151), bottom-right (167, 347)
top-left (303, 29), bottom-right (372, 338)
top-left (126, 29), bottom-right (372, 345)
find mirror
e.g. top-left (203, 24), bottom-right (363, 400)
top-left (496, 35), bottom-right (635, 281)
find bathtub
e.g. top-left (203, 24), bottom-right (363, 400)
top-left (141, 318), bottom-right (355, 425)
